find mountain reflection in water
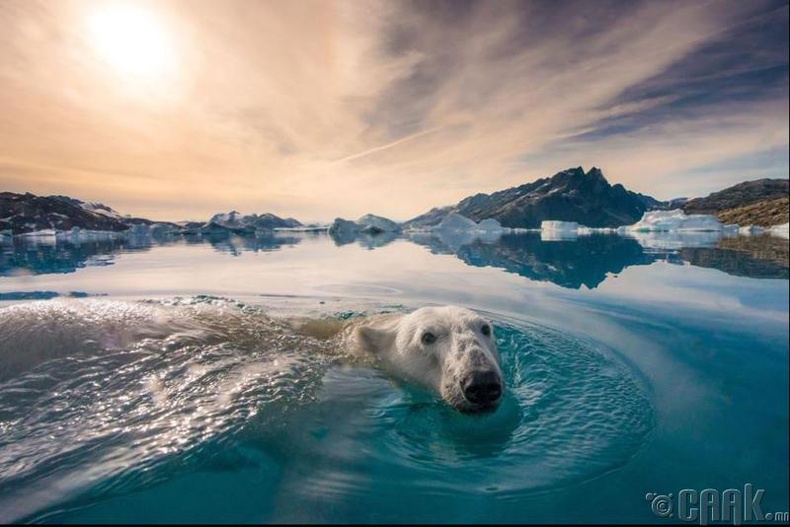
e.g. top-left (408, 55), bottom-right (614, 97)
top-left (1, 229), bottom-right (787, 289)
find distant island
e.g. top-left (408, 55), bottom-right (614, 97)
top-left (2, 168), bottom-right (788, 237)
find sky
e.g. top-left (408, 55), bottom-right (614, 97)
top-left (0, 0), bottom-right (788, 222)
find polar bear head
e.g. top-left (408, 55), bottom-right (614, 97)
top-left (353, 306), bottom-right (504, 413)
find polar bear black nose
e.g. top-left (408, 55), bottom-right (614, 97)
top-left (461, 370), bottom-right (502, 405)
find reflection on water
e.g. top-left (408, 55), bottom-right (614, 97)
top-left (0, 232), bottom-right (303, 277)
top-left (197, 232), bottom-right (304, 256)
top-left (328, 229), bottom-right (399, 249)
top-left (680, 234), bottom-right (789, 279)
top-left (0, 228), bottom-right (786, 524)
top-left (0, 235), bottom-right (157, 276)
top-left (1, 228), bottom-right (787, 286)
top-left (410, 230), bottom-right (788, 287)
top-left (412, 232), bottom-right (661, 289)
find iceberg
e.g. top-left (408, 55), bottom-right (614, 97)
top-left (625, 230), bottom-right (726, 250)
top-left (437, 212), bottom-right (478, 232)
top-left (328, 214), bottom-right (400, 236)
top-left (356, 214), bottom-right (401, 234)
top-left (625, 209), bottom-right (724, 232)
top-left (328, 216), bottom-right (400, 248)
top-left (437, 212), bottom-right (504, 233)
top-left (327, 218), bottom-right (360, 236)
top-left (477, 218), bottom-right (505, 232)
top-left (539, 220), bottom-right (616, 240)
top-left (541, 221), bottom-right (580, 232)
top-left (770, 222), bottom-right (789, 239)
top-left (204, 211), bottom-right (302, 233)
top-left (431, 213), bottom-right (506, 249)
top-left (208, 211), bottom-right (242, 227)
top-left (540, 221), bottom-right (579, 241)
top-left (738, 225), bottom-right (766, 235)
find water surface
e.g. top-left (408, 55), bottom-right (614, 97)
top-left (0, 230), bottom-right (787, 523)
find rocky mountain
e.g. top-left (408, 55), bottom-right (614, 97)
top-left (715, 197), bottom-right (788, 227)
top-left (682, 179), bottom-right (789, 227)
top-left (0, 192), bottom-right (304, 236)
top-left (404, 167), bottom-right (655, 229)
top-left (0, 192), bottom-right (133, 235)
top-left (200, 211), bottom-right (302, 234)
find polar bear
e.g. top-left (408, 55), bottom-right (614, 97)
top-left (0, 300), bottom-right (504, 413)
top-left (337, 305), bottom-right (504, 414)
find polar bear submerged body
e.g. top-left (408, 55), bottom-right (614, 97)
top-left (0, 300), bottom-right (504, 414)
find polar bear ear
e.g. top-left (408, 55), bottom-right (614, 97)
top-left (353, 314), bottom-right (400, 355)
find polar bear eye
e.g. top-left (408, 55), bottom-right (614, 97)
top-left (481, 324), bottom-right (491, 337)
top-left (421, 332), bottom-right (437, 345)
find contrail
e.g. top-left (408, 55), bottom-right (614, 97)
top-left (335, 125), bottom-right (445, 163)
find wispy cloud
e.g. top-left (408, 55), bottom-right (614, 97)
top-left (0, 0), bottom-right (787, 221)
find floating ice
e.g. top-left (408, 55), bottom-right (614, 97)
top-left (205, 211), bottom-right (300, 233)
top-left (625, 230), bottom-right (727, 250)
top-left (328, 218), bottom-right (360, 236)
top-left (437, 212), bottom-right (504, 233)
top-left (356, 214), bottom-right (401, 234)
top-left (770, 222), bottom-right (789, 239)
top-left (429, 213), bottom-right (506, 248)
top-left (437, 212), bottom-right (477, 231)
top-left (19, 229), bottom-right (58, 238)
top-left (540, 221), bottom-right (579, 241)
top-left (539, 221), bottom-right (616, 241)
top-left (328, 214), bottom-right (400, 237)
top-left (738, 225), bottom-right (766, 235)
top-left (625, 209), bottom-right (724, 232)
top-left (477, 218), bottom-right (505, 232)
top-left (541, 221), bottom-right (580, 232)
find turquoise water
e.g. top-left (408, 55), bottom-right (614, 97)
top-left (0, 231), bottom-right (787, 523)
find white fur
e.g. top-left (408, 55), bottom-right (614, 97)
top-left (0, 300), bottom-right (503, 412)
top-left (347, 306), bottom-right (504, 413)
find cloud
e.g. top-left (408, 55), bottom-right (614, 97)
top-left (0, 0), bottom-right (787, 221)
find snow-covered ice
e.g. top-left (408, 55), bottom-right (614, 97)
top-left (437, 213), bottom-right (504, 233)
top-left (624, 230), bottom-right (728, 250)
top-left (327, 218), bottom-right (360, 236)
top-left (769, 222), bottom-right (789, 239)
top-left (624, 209), bottom-right (723, 232)
top-left (541, 220), bottom-right (580, 232)
top-left (356, 214), bottom-right (401, 234)
top-left (738, 225), bottom-right (766, 235)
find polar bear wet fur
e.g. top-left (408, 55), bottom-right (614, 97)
top-left (344, 305), bottom-right (504, 413)
top-left (0, 300), bottom-right (504, 413)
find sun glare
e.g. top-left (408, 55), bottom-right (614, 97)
top-left (87, 5), bottom-right (175, 82)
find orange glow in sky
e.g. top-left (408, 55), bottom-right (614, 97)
top-left (0, 0), bottom-right (787, 222)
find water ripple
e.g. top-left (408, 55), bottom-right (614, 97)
top-left (0, 298), bottom-right (655, 522)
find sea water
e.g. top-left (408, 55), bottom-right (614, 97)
top-left (0, 231), bottom-right (787, 523)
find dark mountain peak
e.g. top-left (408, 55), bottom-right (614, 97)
top-left (0, 191), bottom-right (130, 235)
top-left (561, 166), bottom-right (585, 176)
top-left (404, 166), bottom-right (656, 229)
top-left (585, 166), bottom-right (606, 179)
top-left (551, 166), bottom-right (586, 184)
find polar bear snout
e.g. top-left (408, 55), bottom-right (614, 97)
top-left (461, 370), bottom-right (502, 408)
top-left (350, 305), bottom-right (506, 414)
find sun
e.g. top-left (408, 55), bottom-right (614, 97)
top-left (87, 4), bottom-right (175, 81)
